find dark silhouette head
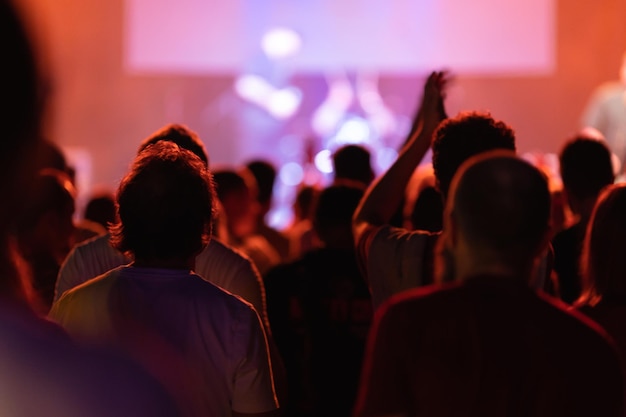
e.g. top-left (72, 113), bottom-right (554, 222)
top-left (84, 191), bottom-right (117, 230)
top-left (579, 184), bottom-right (626, 305)
top-left (137, 124), bottom-right (208, 168)
top-left (448, 150), bottom-right (551, 271)
top-left (432, 111), bottom-right (516, 199)
top-left (332, 144), bottom-right (375, 186)
top-left (17, 168), bottom-right (76, 255)
top-left (559, 135), bottom-right (614, 215)
top-left (212, 168), bottom-right (259, 239)
top-left (409, 185), bottom-right (443, 232)
top-left (245, 159), bottom-right (277, 214)
top-left (110, 141), bottom-right (215, 262)
top-left (313, 182), bottom-right (366, 249)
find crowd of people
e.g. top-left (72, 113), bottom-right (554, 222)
top-left (3, 0), bottom-right (626, 416)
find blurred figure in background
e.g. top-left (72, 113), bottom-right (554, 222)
top-left (552, 135), bottom-right (615, 304)
top-left (265, 182), bottom-right (372, 417)
top-left (576, 183), bottom-right (626, 409)
top-left (283, 184), bottom-right (321, 259)
top-left (581, 52), bottom-right (626, 172)
top-left (246, 159), bottom-right (291, 262)
top-left (213, 167), bottom-right (281, 276)
top-left (331, 144), bottom-right (375, 187)
top-left (81, 189), bottom-right (116, 233)
top-left (16, 168), bottom-right (77, 314)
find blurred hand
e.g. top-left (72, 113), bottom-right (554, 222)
top-left (421, 70), bottom-right (450, 130)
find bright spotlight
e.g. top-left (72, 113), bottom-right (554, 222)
top-left (261, 27), bottom-right (302, 60)
top-left (314, 149), bottom-right (333, 174)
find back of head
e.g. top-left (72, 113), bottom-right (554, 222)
top-left (212, 169), bottom-right (255, 202)
top-left (559, 135), bottom-right (614, 204)
top-left (432, 111), bottom-right (516, 199)
top-left (245, 159), bottom-right (277, 206)
top-left (332, 144), bottom-right (375, 186)
top-left (84, 192), bottom-right (116, 229)
top-left (451, 151), bottom-right (551, 263)
top-left (580, 184), bottom-right (626, 304)
top-left (313, 182), bottom-right (365, 248)
top-left (137, 124), bottom-right (209, 168)
top-left (111, 141), bottom-right (214, 261)
top-left (17, 168), bottom-right (76, 234)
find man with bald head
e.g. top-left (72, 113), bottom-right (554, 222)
top-left (354, 151), bottom-right (623, 417)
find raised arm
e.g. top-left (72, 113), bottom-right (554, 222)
top-left (352, 71), bottom-right (448, 239)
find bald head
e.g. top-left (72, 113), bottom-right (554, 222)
top-left (449, 151), bottom-right (551, 262)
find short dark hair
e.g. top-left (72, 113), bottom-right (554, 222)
top-left (332, 144), bottom-right (375, 186)
top-left (451, 151), bottom-right (551, 260)
top-left (559, 135), bottom-right (614, 203)
top-left (110, 141), bottom-right (215, 260)
top-left (245, 159), bottom-right (276, 205)
top-left (137, 124), bottom-right (209, 168)
top-left (432, 111), bottom-right (516, 199)
top-left (84, 192), bottom-right (116, 229)
top-left (313, 182), bottom-right (365, 246)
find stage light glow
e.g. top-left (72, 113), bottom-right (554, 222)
top-left (314, 149), bottom-right (333, 174)
top-left (376, 146), bottom-right (399, 172)
top-left (267, 87), bottom-right (302, 119)
top-left (279, 162), bottom-right (304, 186)
top-left (261, 27), bottom-right (302, 60)
top-left (334, 116), bottom-right (371, 145)
top-left (234, 74), bottom-right (273, 103)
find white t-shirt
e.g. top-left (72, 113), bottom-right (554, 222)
top-left (50, 266), bottom-right (279, 416)
top-left (55, 234), bottom-right (269, 329)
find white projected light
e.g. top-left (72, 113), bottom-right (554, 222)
top-left (261, 27), bottom-right (302, 60)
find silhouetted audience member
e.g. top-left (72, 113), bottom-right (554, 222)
top-left (83, 190), bottom-right (116, 231)
top-left (283, 184), bottom-right (321, 259)
top-left (552, 135), bottom-right (615, 304)
top-left (50, 142), bottom-right (280, 417)
top-left (409, 185), bottom-right (443, 232)
top-left (0, 1), bottom-right (181, 415)
top-left (33, 137), bottom-right (103, 243)
top-left (354, 151), bottom-right (623, 417)
top-left (354, 71), bottom-right (523, 310)
top-left (16, 168), bottom-right (77, 313)
top-left (403, 163), bottom-right (443, 231)
top-left (332, 144), bottom-right (375, 187)
top-left (246, 159), bottom-right (291, 261)
top-left (265, 182), bottom-right (372, 417)
top-left (213, 168), bottom-right (281, 275)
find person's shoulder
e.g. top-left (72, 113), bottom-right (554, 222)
top-left (539, 292), bottom-right (620, 352)
top-left (199, 238), bottom-right (255, 271)
top-left (368, 225), bottom-right (440, 255)
top-left (55, 267), bottom-right (120, 305)
top-left (591, 81), bottom-right (626, 100)
top-left (69, 233), bottom-right (126, 264)
top-left (186, 270), bottom-right (258, 311)
top-left (379, 281), bottom-right (463, 319)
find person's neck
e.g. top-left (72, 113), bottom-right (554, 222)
top-left (132, 256), bottom-right (195, 270)
top-left (456, 256), bottom-right (535, 285)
